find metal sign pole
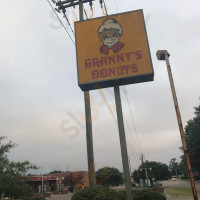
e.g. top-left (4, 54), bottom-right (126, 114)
top-left (157, 50), bottom-right (198, 200)
top-left (79, 0), bottom-right (96, 187)
top-left (114, 85), bottom-right (133, 200)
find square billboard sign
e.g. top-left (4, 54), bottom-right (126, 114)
top-left (75, 9), bottom-right (154, 91)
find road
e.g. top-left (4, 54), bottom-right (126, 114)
top-left (161, 179), bottom-right (200, 190)
top-left (161, 179), bottom-right (200, 200)
top-left (46, 193), bottom-right (73, 200)
top-left (45, 180), bottom-right (200, 200)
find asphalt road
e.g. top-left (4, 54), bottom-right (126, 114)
top-left (161, 179), bottom-right (200, 200)
top-left (46, 193), bottom-right (73, 200)
top-left (161, 179), bottom-right (200, 190)
top-left (45, 180), bottom-right (200, 200)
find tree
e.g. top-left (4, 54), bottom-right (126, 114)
top-left (63, 172), bottom-right (83, 186)
top-left (169, 158), bottom-right (179, 177)
top-left (49, 170), bottom-right (64, 174)
top-left (133, 161), bottom-right (170, 183)
top-left (96, 167), bottom-right (123, 186)
top-left (0, 136), bottom-right (38, 198)
top-left (177, 159), bottom-right (188, 178)
top-left (183, 101), bottom-right (200, 172)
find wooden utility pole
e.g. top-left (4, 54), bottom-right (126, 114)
top-left (79, 0), bottom-right (96, 187)
top-left (114, 86), bottom-right (133, 200)
top-left (156, 50), bottom-right (198, 200)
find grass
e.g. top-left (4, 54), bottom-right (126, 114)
top-left (165, 187), bottom-right (200, 197)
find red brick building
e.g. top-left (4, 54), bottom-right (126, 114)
top-left (27, 171), bottom-right (89, 195)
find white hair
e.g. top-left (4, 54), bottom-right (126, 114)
top-left (98, 18), bottom-right (122, 35)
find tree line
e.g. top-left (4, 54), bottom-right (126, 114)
top-left (1, 100), bottom-right (199, 198)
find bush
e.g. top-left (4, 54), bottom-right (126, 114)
top-left (132, 190), bottom-right (166, 200)
top-left (72, 186), bottom-right (166, 200)
top-left (72, 186), bottom-right (126, 200)
top-left (22, 197), bottom-right (46, 200)
top-left (117, 190), bottom-right (166, 200)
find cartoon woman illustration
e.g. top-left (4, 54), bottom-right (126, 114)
top-left (98, 18), bottom-right (125, 55)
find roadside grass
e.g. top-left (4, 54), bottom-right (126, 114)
top-left (165, 187), bottom-right (200, 197)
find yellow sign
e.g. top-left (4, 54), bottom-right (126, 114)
top-left (75, 10), bottom-right (154, 91)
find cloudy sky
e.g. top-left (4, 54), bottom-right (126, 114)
top-left (0, 0), bottom-right (200, 174)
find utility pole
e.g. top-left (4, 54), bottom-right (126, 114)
top-left (55, 0), bottom-right (96, 187)
top-left (140, 153), bottom-right (144, 165)
top-left (79, 0), bottom-right (96, 187)
top-left (156, 50), bottom-right (198, 200)
top-left (114, 86), bottom-right (133, 200)
top-left (140, 167), bottom-right (151, 187)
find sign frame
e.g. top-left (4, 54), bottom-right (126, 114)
top-left (75, 9), bottom-right (154, 91)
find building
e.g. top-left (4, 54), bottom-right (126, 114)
top-left (26, 171), bottom-right (89, 196)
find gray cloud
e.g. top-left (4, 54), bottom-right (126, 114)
top-left (0, 0), bottom-right (200, 174)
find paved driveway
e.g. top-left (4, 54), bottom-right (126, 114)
top-left (46, 193), bottom-right (73, 200)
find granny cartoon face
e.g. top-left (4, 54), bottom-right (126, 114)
top-left (98, 18), bottom-right (125, 55)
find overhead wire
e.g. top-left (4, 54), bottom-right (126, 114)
top-left (98, 89), bottom-right (117, 124)
top-left (114, 0), bottom-right (118, 13)
top-left (83, 5), bottom-right (89, 19)
top-left (46, 0), bottom-right (75, 45)
top-left (124, 86), bottom-right (143, 155)
top-left (99, 89), bottom-right (141, 166)
top-left (104, 88), bottom-right (141, 158)
top-left (105, 88), bottom-right (141, 156)
top-left (71, 7), bottom-right (78, 21)
top-left (103, 0), bottom-right (108, 16)
top-left (63, 11), bottom-right (75, 36)
top-left (47, 0), bottom-right (142, 165)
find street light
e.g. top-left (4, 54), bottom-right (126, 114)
top-left (156, 50), bottom-right (198, 200)
top-left (140, 167), bottom-right (152, 187)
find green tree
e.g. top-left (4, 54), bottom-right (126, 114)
top-left (184, 101), bottom-right (200, 172)
top-left (177, 159), bottom-right (188, 178)
top-left (96, 167), bottom-right (123, 186)
top-left (133, 161), bottom-right (170, 183)
top-left (0, 136), bottom-right (38, 198)
top-left (49, 170), bottom-right (64, 174)
top-left (169, 158), bottom-right (179, 177)
top-left (63, 172), bottom-right (83, 186)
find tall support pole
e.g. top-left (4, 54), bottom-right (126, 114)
top-left (79, 0), bottom-right (96, 187)
top-left (114, 86), bottom-right (133, 200)
top-left (144, 168), bottom-right (149, 187)
top-left (156, 50), bottom-right (198, 200)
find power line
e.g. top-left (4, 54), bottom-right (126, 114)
top-left (99, 89), bottom-right (141, 167)
top-left (71, 7), bottom-right (78, 21)
top-left (103, 0), bottom-right (108, 16)
top-left (46, 0), bottom-right (75, 45)
top-left (98, 89), bottom-right (117, 124)
top-left (123, 86), bottom-right (143, 154)
top-left (104, 88), bottom-right (141, 157)
top-left (105, 88), bottom-right (141, 156)
top-left (114, 0), bottom-right (118, 13)
top-left (50, 0), bottom-right (141, 168)
top-left (83, 6), bottom-right (89, 19)
top-left (63, 11), bottom-right (75, 36)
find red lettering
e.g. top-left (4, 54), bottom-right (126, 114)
top-left (108, 55), bottom-right (116, 65)
top-left (85, 59), bottom-right (91, 68)
top-left (131, 64), bottom-right (138, 73)
top-left (116, 54), bottom-right (124, 63)
top-left (99, 57), bottom-right (108, 66)
top-left (135, 50), bottom-right (142, 60)
top-left (92, 70), bottom-right (99, 79)
top-left (125, 52), bottom-right (131, 61)
top-left (100, 69), bottom-right (107, 78)
top-left (116, 66), bottom-right (123, 75)
top-left (108, 67), bottom-right (115, 77)
top-left (92, 58), bottom-right (100, 67)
